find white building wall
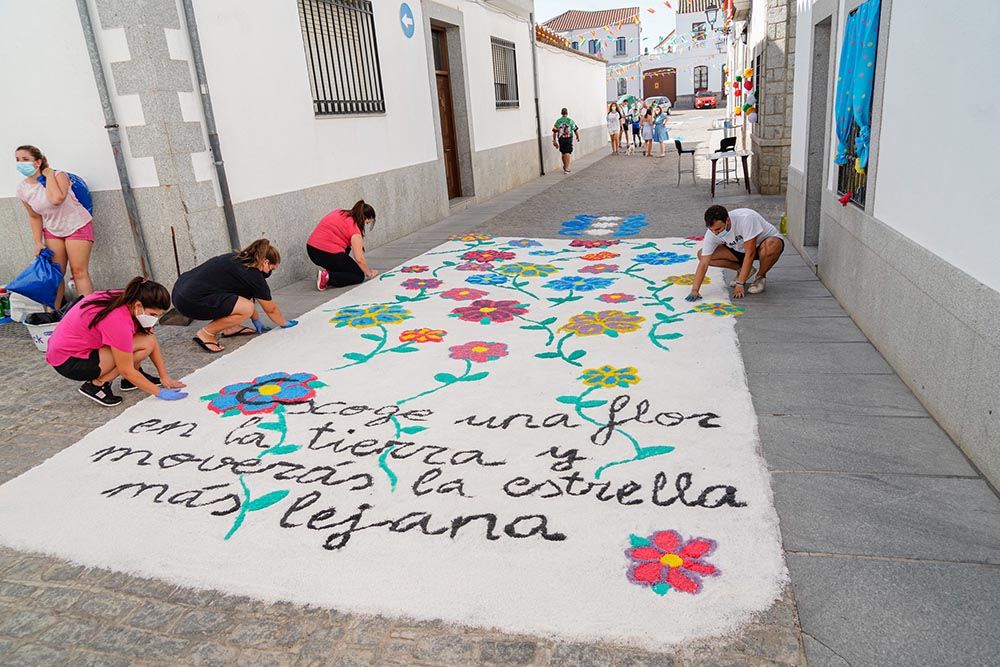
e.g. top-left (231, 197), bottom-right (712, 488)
top-left (645, 11), bottom-right (725, 101)
top-left (788, 0), bottom-right (811, 172)
top-left (536, 41), bottom-right (607, 151)
top-left (551, 24), bottom-right (641, 101)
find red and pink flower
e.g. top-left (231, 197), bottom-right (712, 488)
top-left (450, 299), bottom-right (528, 324)
top-left (440, 287), bottom-right (489, 301)
top-left (570, 239), bottom-right (620, 248)
top-left (400, 278), bottom-right (443, 290)
top-left (579, 263), bottom-right (619, 274)
top-left (400, 265), bottom-right (429, 273)
top-left (455, 262), bottom-right (494, 272)
top-left (448, 341), bottom-right (509, 363)
top-left (686, 235), bottom-right (704, 241)
top-left (598, 293), bottom-right (636, 303)
top-left (461, 250), bottom-right (516, 263)
top-left (625, 530), bottom-right (719, 596)
top-left (581, 251), bottom-right (620, 261)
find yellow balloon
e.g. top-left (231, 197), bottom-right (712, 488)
top-left (744, 67), bottom-right (753, 79)
top-left (734, 107), bottom-right (742, 116)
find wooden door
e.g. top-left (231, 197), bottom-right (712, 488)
top-left (433, 29), bottom-right (461, 199)
top-left (642, 67), bottom-right (677, 104)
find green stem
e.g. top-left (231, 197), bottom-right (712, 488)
top-left (488, 271), bottom-right (539, 300)
top-left (517, 315), bottom-right (555, 345)
top-left (547, 289), bottom-right (575, 308)
top-left (622, 263), bottom-right (656, 286)
top-left (331, 325), bottom-right (388, 371)
top-left (397, 360), bottom-right (472, 405)
top-left (573, 386), bottom-right (648, 480)
top-left (425, 239), bottom-right (495, 256)
top-left (225, 475), bottom-right (251, 540)
top-left (555, 333), bottom-right (583, 367)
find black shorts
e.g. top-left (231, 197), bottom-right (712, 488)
top-left (53, 349), bottom-right (101, 381)
top-left (729, 236), bottom-right (785, 266)
top-left (558, 137), bottom-right (574, 154)
top-left (171, 289), bottom-right (239, 322)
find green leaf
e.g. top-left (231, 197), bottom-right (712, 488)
top-left (603, 329), bottom-right (620, 338)
top-left (555, 395), bottom-right (579, 405)
top-left (222, 409), bottom-right (241, 418)
top-left (567, 349), bottom-right (587, 361)
top-left (461, 371), bottom-right (489, 382)
top-left (546, 297), bottom-right (565, 304)
top-left (577, 399), bottom-right (607, 409)
top-left (655, 332), bottom-right (683, 340)
top-left (629, 533), bottom-right (651, 547)
top-left (256, 422), bottom-right (284, 432)
top-left (307, 380), bottom-right (328, 389)
top-left (651, 582), bottom-right (671, 596)
top-left (442, 260), bottom-right (456, 266)
top-left (342, 352), bottom-right (367, 362)
top-left (360, 333), bottom-right (382, 341)
top-left (264, 444), bottom-right (301, 456)
top-left (400, 425), bottom-right (427, 435)
top-left (245, 489), bottom-right (289, 512)
top-left (637, 445), bottom-right (675, 459)
top-left (199, 392), bottom-right (220, 401)
top-left (539, 317), bottom-right (557, 325)
top-left (565, 295), bottom-right (583, 302)
top-left (535, 351), bottom-right (560, 359)
top-left (394, 295), bottom-right (411, 302)
top-left (391, 345), bottom-right (418, 353)
top-left (520, 325), bottom-right (545, 331)
top-left (434, 372), bottom-right (458, 383)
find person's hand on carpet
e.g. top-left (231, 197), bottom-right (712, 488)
top-left (365, 269), bottom-right (378, 280)
top-left (252, 319), bottom-right (271, 334)
top-left (161, 376), bottom-right (186, 390)
top-left (684, 292), bottom-right (702, 302)
top-left (281, 320), bottom-right (299, 329)
top-left (733, 283), bottom-right (746, 299)
top-left (157, 388), bottom-right (188, 401)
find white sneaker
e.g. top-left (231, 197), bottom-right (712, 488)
top-left (747, 277), bottom-right (766, 294)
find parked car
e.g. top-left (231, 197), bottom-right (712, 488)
top-left (694, 90), bottom-right (718, 109)
top-left (644, 96), bottom-right (672, 115)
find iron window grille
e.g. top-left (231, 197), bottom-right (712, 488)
top-left (837, 121), bottom-right (868, 207)
top-left (588, 39), bottom-right (601, 54)
top-left (297, 0), bottom-right (385, 116)
top-left (616, 36), bottom-right (627, 55)
top-left (492, 37), bottom-right (519, 109)
top-left (617, 78), bottom-right (627, 96)
top-left (571, 40), bottom-right (579, 50)
top-left (693, 65), bottom-right (708, 91)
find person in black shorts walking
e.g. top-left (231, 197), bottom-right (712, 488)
top-left (552, 108), bottom-right (581, 174)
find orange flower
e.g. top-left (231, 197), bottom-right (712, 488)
top-left (581, 251), bottom-right (621, 261)
top-left (399, 328), bottom-right (447, 343)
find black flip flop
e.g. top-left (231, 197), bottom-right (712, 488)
top-left (192, 337), bottom-right (224, 353)
top-left (221, 326), bottom-right (256, 338)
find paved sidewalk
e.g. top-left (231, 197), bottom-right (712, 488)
top-left (1, 109), bottom-right (997, 666)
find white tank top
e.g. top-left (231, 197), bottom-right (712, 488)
top-left (16, 174), bottom-right (92, 237)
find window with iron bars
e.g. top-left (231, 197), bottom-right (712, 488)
top-left (837, 122), bottom-right (867, 207)
top-left (616, 36), bottom-right (627, 55)
top-left (492, 37), bottom-right (519, 109)
top-left (297, 0), bottom-right (385, 116)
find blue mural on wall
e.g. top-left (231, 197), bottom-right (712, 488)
top-left (558, 214), bottom-right (649, 238)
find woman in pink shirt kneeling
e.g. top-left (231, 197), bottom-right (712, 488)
top-left (307, 200), bottom-right (378, 290)
top-left (46, 277), bottom-right (188, 407)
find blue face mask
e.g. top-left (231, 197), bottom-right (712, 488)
top-left (715, 226), bottom-right (730, 240)
top-left (16, 162), bottom-right (36, 177)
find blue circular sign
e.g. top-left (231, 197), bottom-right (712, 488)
top-left (399, 3), bottom-right (415, 39)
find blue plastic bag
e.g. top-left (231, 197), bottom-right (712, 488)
top-left (6, 248), bottom-right (64, 308)
top-left (37, 172), bottom-right (93, 215)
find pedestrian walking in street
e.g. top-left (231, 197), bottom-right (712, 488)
top-left (45, 277), bottom-right (187, 406)
top-left (172, 239), bottom-right (296, 354)
top-left (15, 145), bottom-right (94, 309)
top-left (641, 109), bottom-right (654, 157)
top-left (308, 200), bottom-right (379, 289)
top-left (686, 205), bottom-right (785, 301)
top-left (552, 108), bottom-right (581, 173)
top-left (607, 102), bottom-right (622, 155)
top-left (631, 109), bottom-right (642, 150)
top-left (652, 105), bottom-right (670, 157)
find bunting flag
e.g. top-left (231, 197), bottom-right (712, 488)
top-left (647, 7), bottom-right (656, 12)
top-left (664, 1), bottom-right (672, 7)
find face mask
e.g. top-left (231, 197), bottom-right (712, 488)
top-left (135, 307), bottom-right (160, 328)
top-left (715, 226), bottom-right (730, 240)
top-left (16, 162), bottom-right (36, 177)
top-left (262, 270), bottom-right (273, 279)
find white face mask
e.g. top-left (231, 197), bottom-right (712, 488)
top-left (136, 307), bottom-right (160, 328)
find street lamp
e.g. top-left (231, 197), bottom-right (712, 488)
top-left (705, 2), bottom-right (719, 30)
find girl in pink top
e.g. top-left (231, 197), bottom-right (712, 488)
top-left (307, 200), bottom-right (378, 290)
top-left (15, 145), bottom-right (95, 309)
top-left (46, 277), bottom-right (187, 406)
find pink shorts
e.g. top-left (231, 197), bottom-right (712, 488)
top-left (44, 222), bottom-right (94, 242)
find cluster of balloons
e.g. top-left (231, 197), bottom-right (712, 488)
top-left (724, 67), bottom-right (758, 123)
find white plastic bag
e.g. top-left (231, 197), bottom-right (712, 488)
top-left (9, 292), bottom-right (47, 323)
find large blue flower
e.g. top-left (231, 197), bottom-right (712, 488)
top-left (203, 372), bottom-right (319, 416)
top-left (543, 275), bottom-right (616, 292)
top-left (507, 239), bottom-right (543, 248)
top-left (529, 250), bottom-right (561, 256)
top-left (466, 273), bottom-right (509, 286)
top-left (329, 304), bottom-right (411, 328)
top-left (633, 252), bottom-right (694, 266)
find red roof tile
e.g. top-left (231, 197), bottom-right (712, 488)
top-left (543, 8), bottom-right (640, 32)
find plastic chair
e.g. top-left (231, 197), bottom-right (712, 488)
top-left (717, 136), bottom-right (739, 185)
top-left (675, 140), bottom-right (696, 185)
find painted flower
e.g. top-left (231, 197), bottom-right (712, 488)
top-left (633, 251), bottom-right (694, 266)
top-left (579, 365), bottom-right (640, 388)
top-left (329, 304), bottom-right (412, 328)
top-left (579, 263), bottom-right (619, 274)
top-left (401, 277), bottom-right (443, 290)
top-left (399, 328), bottom-right (446, 343)
top-left (448, 341), bottom-right (509, 363)
top-left (494, 262), bottom-right (561, 278)
top-left (456, 262), bottom-right (494, 272)
top-left (529, 250), bottom-right (561, 256)
top-left (205, 372), bottom-right (318, 416)
top-left (544, 276), bottom-right (616, 292)
top-left (686, 235), bottom-right (704, 241)
top-left (450, 299), bottom-right (528, 324)
top-left (400, 265), bottom-right (429, 273)
top-left (625, 530), bottom-right (720, 595)
top-left (466, 274), bottom-right (508, 286)
top-left (449, 233), bottom-right (493, 242)
top-left (507, 239), bottom-right (542, 248)
top-left (461, 250), bottom-right (516, 263)
top-left (570, 239), bottom-right (620, 248)
top-left (581, 251), bottom-right (620, 261)
top-left (664, 274), bottom-right (710, 286)
top-left (440, 287), bottom-right (489, 301)
top-left (559, 310), bottom-right (645, 337)
top-left (598, 293), bottom-right (636, 303)
top-left (693, 302), bottom-right (746, 317)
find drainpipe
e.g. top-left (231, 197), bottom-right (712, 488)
top-left (75, 0), bottom-right (154, 279)
top-left (529, 13), bottom-right (546, 176)
top-left (179, 0), bottom-right (241, 251)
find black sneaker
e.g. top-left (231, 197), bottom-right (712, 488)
top-left (120, 370), bottom-right (161, 392)
top-left (79, 381), bottom-right (123, 406)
